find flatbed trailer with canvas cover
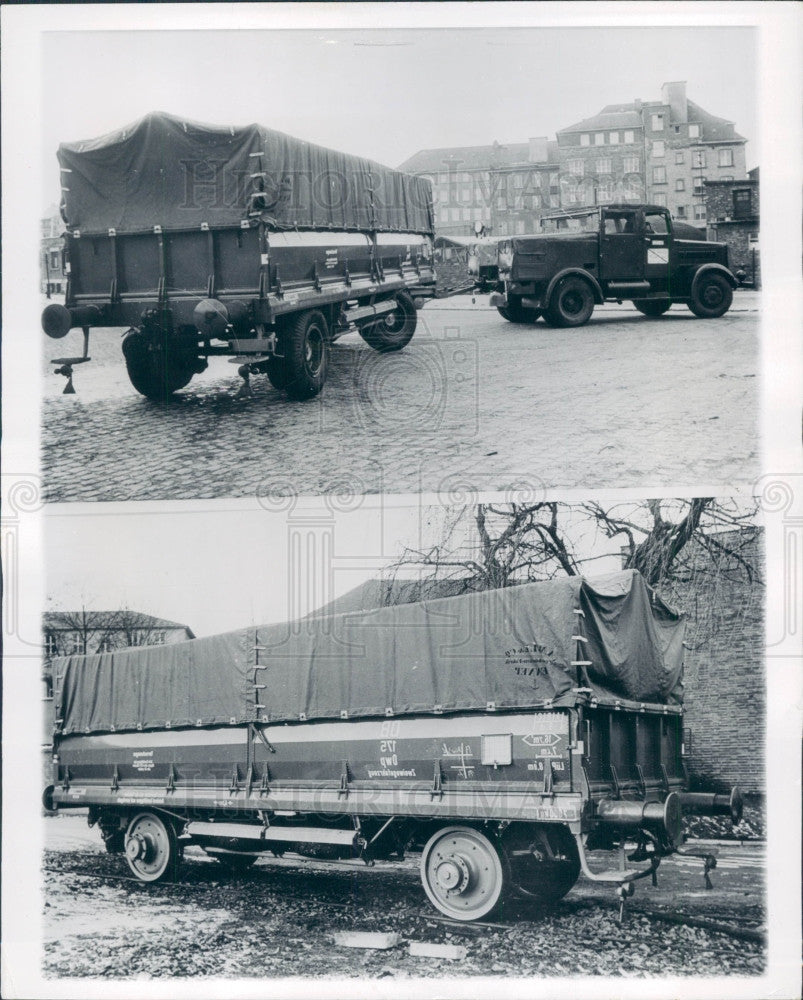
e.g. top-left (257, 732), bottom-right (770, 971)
top-left (41, 112), bottom-right (435, 401)
top-left (44, 571), bottom-right (742, 921)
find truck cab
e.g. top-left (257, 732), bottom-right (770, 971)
top-left (491, 204), bottom-right (738, 326)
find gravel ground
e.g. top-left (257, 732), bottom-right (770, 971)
top-left (42, 815), bottom-right (766, 982)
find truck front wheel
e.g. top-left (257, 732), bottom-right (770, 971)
top-left (545, 277), bottom-right (595, 328)
top-left (359, 291), bottom-right (417, 352)
top-left (689, 273), bottom-right (733, 319)
top-left (282, 310), bottom-right (330, 400)
top-left (501, 294), bottom-right (541, 324)
top-left (122, 328), bottom-right (200, 402)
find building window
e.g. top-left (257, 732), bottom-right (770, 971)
top-left (651, 114), bottom-right (664, 131)
top-left (676, 205), bottom-right (687, 219)
top-left (461, 188), bottom-right (471, 202)
top-left (609, 132), bottom-right (619, 145)
top-left (748, 232), bottom-right (759, 248)
top-left (580, 134), bottom-right (590, 146)
top-left (462, 208), bottom-right (471, 221)
top-left (69, 633), bottom-right (83, 654)
top-left (567, 159), bottom-right (584, 176)
top-left (98, 637), bottom-right (114, 653)
top-left (594, 133), bottom-right (605, 146)
top-left (439, 208), bottom-right (448, 223)
top-left (50, 250), bottom-right (61, 270)
top-left (718, 148), bottom-right (734, 168)
top-left (598, 180), bottom-right (614, 202)
top-left (675, 151), bottom-right (685, 165)
top-left (44, 633), bottom-right (57, 657)
top-left (693, 177), bottom-right (706, 197)
top-left (720, 175), bottom-right (734, 182)
top-left (596, 158), bottom-right (611, 175)
top-left (694, 204), bottom-right (706, 221)
top-left (652, 141), bottom-right (665, 158)
top-left (652, 167), bottom-right (667, 184)
top-left (675, 178), bottom-right (686, 192)
top-left (451, 208), bottom-right (460, 223)
top-left (623, 156), bottom-right (639, 174)
top-left (689, 124), bottom-right (700, 139)
top-left (692, 150), bottom-right (706, 169)
top-left (623, 130), bottom-right (635, 144)
top-left (733, 189), bottom-right (752, 218)
top-left (652, 193), bottom-right (667, 207)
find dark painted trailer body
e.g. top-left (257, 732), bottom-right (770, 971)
top-left (489, 204), bottom-right (738, 326)
top-left (45, 571), bottom-right (741, 921)
top-left (42, 113), bottom-right (436, 401)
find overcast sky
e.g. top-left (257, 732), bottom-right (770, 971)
top-left (41, 26), bottom-right (757, 209)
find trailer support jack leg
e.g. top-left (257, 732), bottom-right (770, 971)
top-left (236, 364), bottom-right (254, 399)
top-left (617, 881), bottom-right (635, 923)
top-left (52, 327), bottom-right (91, 394)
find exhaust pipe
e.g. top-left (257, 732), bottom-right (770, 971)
top-left (42, 304), bottom-right (101, 339)
top-left (596, 791), bottom-right (683, 847)
top-left (679, 786), bottom-right (743, 825)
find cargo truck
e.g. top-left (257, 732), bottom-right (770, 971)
top-left (44, 571), bottom-right (741, 921)
top-left (41, 112), bottom-right (436, 400)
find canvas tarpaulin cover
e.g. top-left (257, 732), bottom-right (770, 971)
top-left (57, 111), bottom-right (434, 235)
top-left (54, 571), bottom-right (684, 737)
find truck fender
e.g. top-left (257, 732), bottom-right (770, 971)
top-left (691, 263), bottom-right (738, 296)
top-left (545, 268), bottom-right (604, 307)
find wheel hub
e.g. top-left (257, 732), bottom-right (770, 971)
top-left (126, 833), bottom-right (150, 862)
top-left (434, 855), bottom-right (470, 894)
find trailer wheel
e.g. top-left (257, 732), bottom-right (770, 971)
top-left (282, 310), bottom-right (330, 400)
top-left (504, 295), bottom-right (542, 324)
top-left (633, 299), bottom-right (671, 317)
top-left (124, 812), bottom-right (179, 883)
top-left (501, 824), bottom-right (580, 905)
top-left (545, 276), bottom-right (595, 328)
top-left (265, 357), bottom-right (290, 391)
top-left (420, 826), bottom-right (506, 921)
top-left (689, 272), bottom-right (733, 319)
top-left (122, 328), bottom-right (197, 402)
top-left (359, 291), bottom-right (417, 352)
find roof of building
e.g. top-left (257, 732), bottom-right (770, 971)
top-left (559, 97), bottom-right (745, 144)
top-left (306, 577), bottom-right (486, 618)
top-left (43, 610), bottom-right (195, 636)
top-left (398, 139), bottom-right (559, 174)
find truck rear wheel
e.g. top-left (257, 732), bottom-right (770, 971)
top-left (633, 299), bottom-right (671, 317)
top-left (545, 276), bottom-right (595, 328)
top-left (282, 310), bottom-right (330, 400)
top-left (501, 824), bottom-right (580, 904)
top-left (689, 272), bottom-right (733, 319)
top-left (359, 292), bottom-right (417, 352)
top-left (122, 328), bottom-right (198, 402)
top-left (420, 825), bottom-right (506, 921)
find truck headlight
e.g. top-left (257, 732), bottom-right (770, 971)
top-left (498, 243), bottom-right (513, 270)
top-left (468, 254), bottom-right (479, 275)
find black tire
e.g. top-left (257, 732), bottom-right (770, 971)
top-left (359, 291), bottom-right (417, 352)
top-left (122, 327), bottom-right (198, 402)
top-left (501, 824), bottom-right (580, 905)
top-left (265, 356), bottom-right (290, 391)
top-left (689, 272), bottom-right (734, 319)
top-left (633, 299), bottom-right (672, 317)
top-left (505, 294), bottom-right (542, 324)
top-left (545, 276), bottom-right (595, 328)
top-left (282, 310), bottom-right (330, 400)
top-left (496, 306), bottom-right (513, 321)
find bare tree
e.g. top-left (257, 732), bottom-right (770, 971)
top-left (386, 499), bottom-right (761, 601)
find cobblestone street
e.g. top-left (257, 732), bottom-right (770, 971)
top-left (40, 294), bottom-right (759, 502)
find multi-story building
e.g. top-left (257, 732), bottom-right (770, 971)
top-left (398, 137), bottom-right (560, 238)
top-left (705, 167), bottom-right (760, 287)
top-left (556, 81), bottom-right (748, 225)
top-left (41, 205), bottom-right (66, 293)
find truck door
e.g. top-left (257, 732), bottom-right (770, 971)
top-left (643, 209), bottom-right (671, 296)
top-left (599, 208), bottom-right (645, 281)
